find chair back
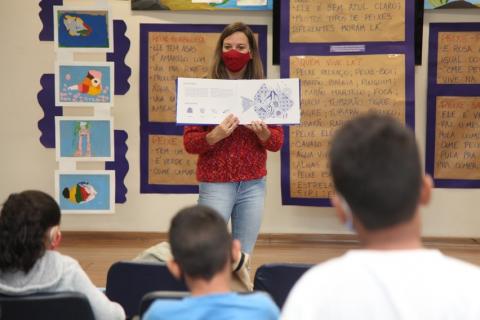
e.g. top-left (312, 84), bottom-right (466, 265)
top-left (253, 263), bottom-right (312, 309)
top-left (106, 261), bottom-right (188, 318)
top-left (139, 291), bottom-right (190, 317)
top-left (0, 291), bottom-right (94, 320)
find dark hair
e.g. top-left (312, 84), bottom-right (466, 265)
top-left (329, 113), bottom-right (422, 231)
top-left (210, 22), bottom-right (264, 80)
top-left (169, 205), bottom-right (231, 281)
top-left (0, 190), bottom-right (61, 273)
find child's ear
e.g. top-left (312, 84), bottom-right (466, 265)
top-left (49, 226), bottom-right (62, 250)
top-left (167, 259), bottom-right (182, 280)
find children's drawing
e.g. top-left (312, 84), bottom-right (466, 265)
top-left (68, 70), bottom-right (103, 96)
top-left (74, 121), bottom-right (92, 157)
top-left (55, 170), bottom-right (115, 213)
top-left (241, 83), bottom-right (294, 121)
top-left (54, 6), bottom-right (113, 51)
top-left (55, 61), bottom-right (114, 107)
top-left (62, 181), bottom-right (97, 204)
top-left (426, 0), bottom-right (480, 9)
top-left (55, 116), bottom-right (114, 161)
top-left (63, 15), bottom-right (92, 36)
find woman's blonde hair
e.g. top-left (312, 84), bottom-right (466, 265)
top-left (210, 22), bottom-right (264, 80)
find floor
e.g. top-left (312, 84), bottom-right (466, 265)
top-left (58, 232), bottom-right (480, 288)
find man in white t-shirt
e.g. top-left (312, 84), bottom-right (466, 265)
top-left (282, 114), bottom-right (480, 320)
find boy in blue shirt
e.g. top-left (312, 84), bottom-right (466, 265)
top-left (144, 205), bottom-right (279, 320)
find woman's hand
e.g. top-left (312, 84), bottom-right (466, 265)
top-left (206, 114), bottom-right (239, 145)
top-left (245, 120), bottom-right (271, 143)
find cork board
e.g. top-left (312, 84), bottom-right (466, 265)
top-left (148, 134), bottom-right (198, 185)
top-left (289, 0), bottom-right (405, 43)
top-left (148, 32), bottom-right (219, 122)
top-left (437, 32), bottom-right (480, 84)
top-left (289, 54), bottom-right (406, 199)
top-left (434, 97), bottom-right (480, 180)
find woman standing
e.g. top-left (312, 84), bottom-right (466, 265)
top-left (183, 22), bottom-right (283, 254)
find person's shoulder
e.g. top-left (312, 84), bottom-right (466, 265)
top-left (238, 292), bottom-right (279, 315)
top-left (440, 254), bottom-right (480, 277)
top-left (144, 299), bottom-right (184, 319)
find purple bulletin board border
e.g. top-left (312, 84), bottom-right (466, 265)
top-left (139, 23), bottom-right (268, 194)
top-left (426, 23), bottom-right (480, 188)
top-left (105, 130), bottom-right (129, 203)
top-left (280, 0), bottom-right (416, 206)
top-left (140, 125), bottom-right (199, 194)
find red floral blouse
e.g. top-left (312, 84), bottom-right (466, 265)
top-left (184, 125), bottom-right (284, 182)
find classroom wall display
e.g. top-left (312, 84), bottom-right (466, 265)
top-left (131, 0), bottom-right (273, 11)
top-left (55, 116), bottom-right (114, 161)
top-left (426, 23), bottom-right (480, 188)
top-left (55, 61), bottom-right (114, 107)
top-left (289, 0), bottom-right (406, 43)
top-left (280, 0), bottom-right (415, 206)
top-left (139, 24), bottom-right (267, 194)
top-left (53, 5), bottom-right (113, 52)
top-left (55, 170), bottom-right (115, 213)
top-left (425, 0), bottom-right (480, 9)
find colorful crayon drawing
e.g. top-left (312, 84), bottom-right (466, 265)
top-left (63, 15), bottom-right (92, 36)
top-left (56, 171), bottom-right (115, 213)
top-left (131, 0), bottom-right (272, 10)
top-left (426, 0), bottom-right (480, 9)
top-left (54, 6), bottom-right (113, 52)
top-left (55, 117), bottom-right (114, 161)
top-left (55, 62), bottom-right (114, 107)
top-left (62, 181), bottom-right (97, 204)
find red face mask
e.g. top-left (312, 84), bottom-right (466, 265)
top-left (221, 50), bottom-right (251, 73)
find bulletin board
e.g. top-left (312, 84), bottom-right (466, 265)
top-left (426, 23), bottom-right (480, 188)
top-left (139, 24), bottom-right (267, 193)
top-left (280, 0), bottom-right (415, 206)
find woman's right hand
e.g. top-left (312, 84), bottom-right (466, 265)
top-left (206, 114), bottom-right (239, 145)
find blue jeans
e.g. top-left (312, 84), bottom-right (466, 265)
top-left (198, 177), bottom-right (266, 254)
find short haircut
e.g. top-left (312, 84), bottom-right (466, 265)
top-left (329, 113), bottom-right (422, 230)
top-left (169, 205), bottom-right (231, 280)
top-left (0, 190), bottom-right (61, 273)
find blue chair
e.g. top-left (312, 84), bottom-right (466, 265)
top-left (0, 291), bottom-right (94, 320)
top-left (253, 263), bottom-right (312, 309)
top-left (105, 261), bottom-right (188, 319)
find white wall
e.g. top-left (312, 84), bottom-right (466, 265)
top-left (1, 1), bottom-right (479, 236)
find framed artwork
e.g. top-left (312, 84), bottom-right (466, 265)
top-left (55, 61), bottom-right (114, 107)
top-left (131, 0), bottom-right (273, 10)
top-left (53, 5), bottom-right (113, 52)
top-left (55, 116), bottom-right (114, 161)
top-left (55, 170), bottom-right (115, 213)
top-left (425, 0), bottom-right (480, 9)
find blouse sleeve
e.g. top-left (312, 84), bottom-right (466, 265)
top-left (183, 125), bottom-right (214, 154)
top-left (261, 125), bottom-right (284, 152)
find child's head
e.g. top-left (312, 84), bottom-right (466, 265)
top-left (0, 190), bottom-right (61, 273)
top-left (329, 113), bottom-right (424, 231)
top-left (210, 22), bottom-right (264, 80)
top-left (168, 205), bottom-right (232, 281)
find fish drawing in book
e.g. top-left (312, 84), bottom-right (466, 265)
top-left (63, 15), bottom-right (92, 37)
top-left (242, 83), bottom-right (294, 120)
top-left (68, 70), bottom-right (103, 96)
top-left (62, 182), bottom-right (97, 205)
top-left (73, 121), bottom-right (92, 157)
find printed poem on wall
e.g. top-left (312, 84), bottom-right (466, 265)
top-left (289, 54), bottom-right (405, 198)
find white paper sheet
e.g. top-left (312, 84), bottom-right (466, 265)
top-left (176, 78), bottom-right (301, 125)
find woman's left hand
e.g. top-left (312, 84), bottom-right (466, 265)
top-left (245, 120), bottom-right (271, 142)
